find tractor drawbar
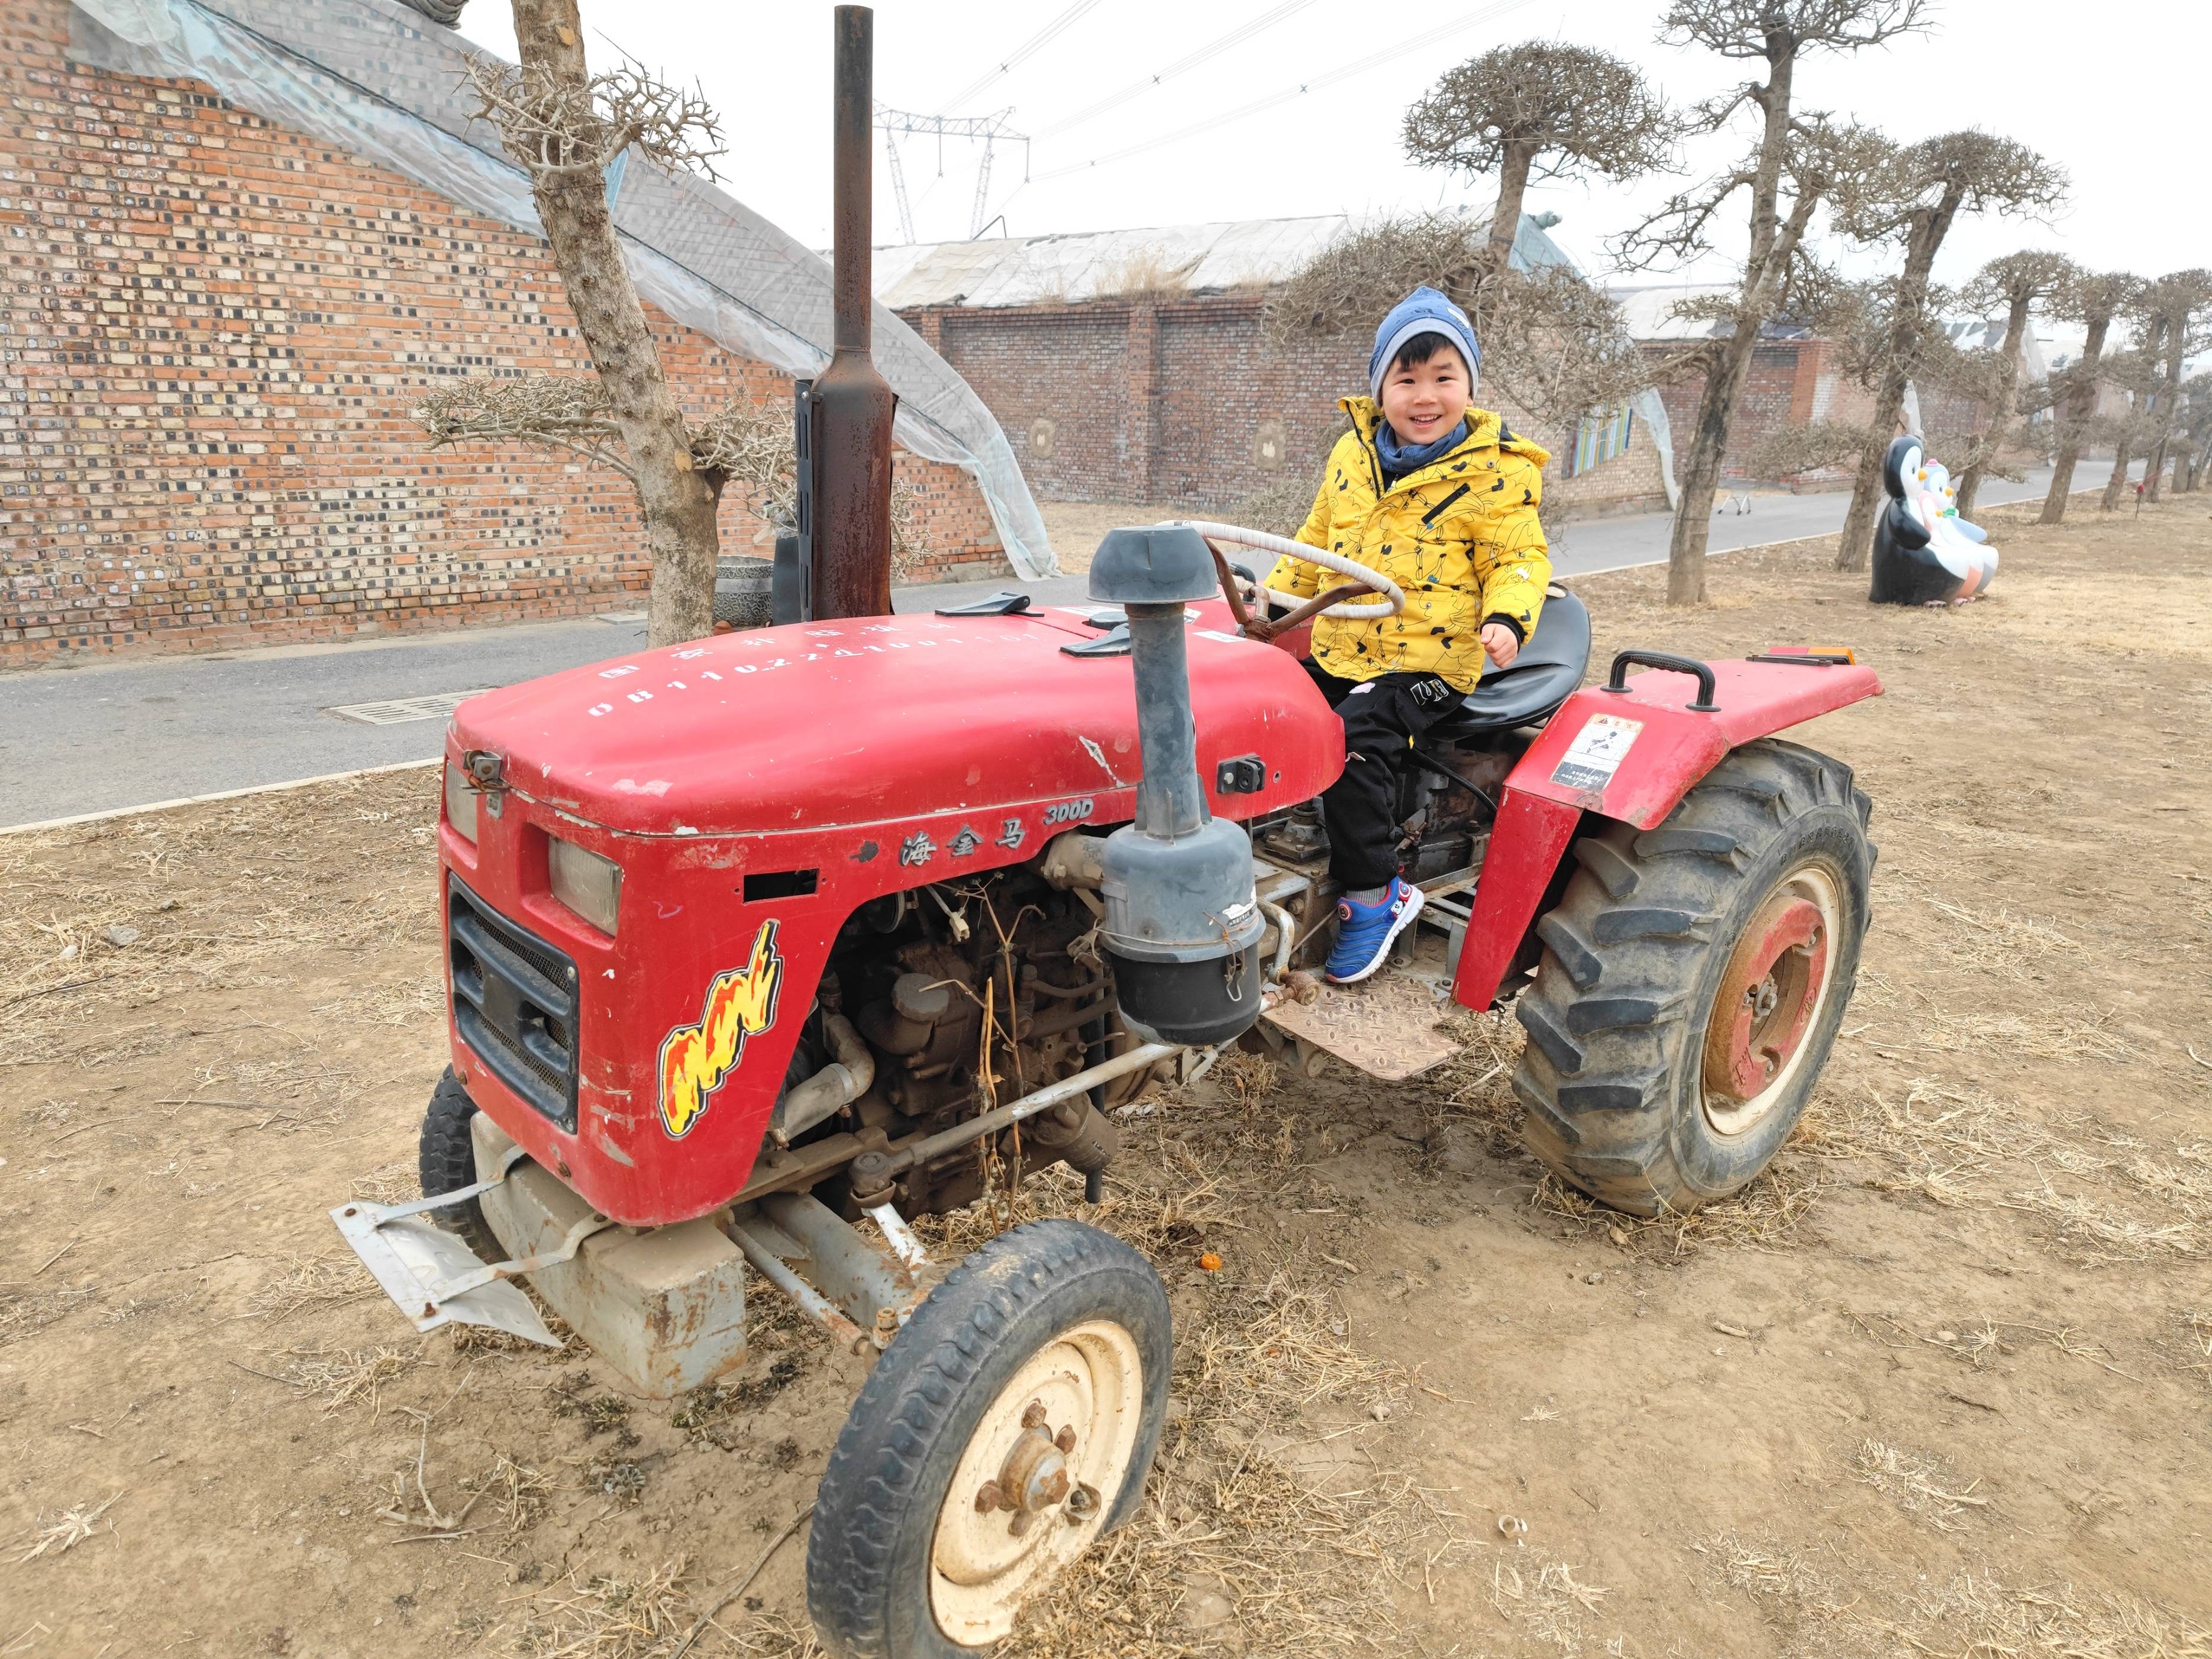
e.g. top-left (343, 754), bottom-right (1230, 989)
top-left (1089, 525), bottom-right (1267, 1045)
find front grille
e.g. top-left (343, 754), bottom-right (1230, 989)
top-left (448, 874), bottom-right (579, 1131)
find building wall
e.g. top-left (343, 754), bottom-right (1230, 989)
top-left (905, 292), bottom-right (1672, 522)
top-left (0, 0), bottom-right (1003, 669)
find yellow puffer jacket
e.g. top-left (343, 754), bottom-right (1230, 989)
top-left (1267, 398), bottom-right (1551, 693)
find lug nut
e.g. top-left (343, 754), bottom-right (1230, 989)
top-left (1067, 1482), bottom-right (1100, 1520)
top-left (974, 1482), bottom-right (1004, 1513)
top-left (1054, 1426), bottom-right (1076, 1454)
top-left (1021, 1401), bottom-right (1048, 1430)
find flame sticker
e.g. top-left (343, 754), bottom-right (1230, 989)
top-left (657, 921), bottom-right (785, 1140)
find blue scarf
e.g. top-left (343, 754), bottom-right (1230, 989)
top-left (1374, 417), bottom-right (1467, 485)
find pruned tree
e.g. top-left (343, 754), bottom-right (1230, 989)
top-left (431, 0), bottom-right (730, 647)
top-left (1613, 0), bottom-right (1929, 605)
top-left (1402, 42), bottom-right (1675, 273)
top-left (1263, 213), bottom-right (1655, 431)
top-left (1830, 130), bottom-right (2068, 571)
top-left (2037, 269), bottom-right (2138, 524)
top-left (416, 382), bottom-right (929, 577)
top-left (1268, 46), bottom-right (1672, 441)
top-left (1951, 250), bottom-right (2076, 515)
top-left (2179, 372), bottom-right (2212, 493)
top-left (1613, 1), bottom-right (1930, 604)
top-left (2134, 269), bottom-right (2212, 505)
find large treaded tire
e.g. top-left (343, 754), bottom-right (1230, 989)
top-left (416, 1067), bottom-right (499, 1259)
top-left (1513, 738), bottom-right (1874, 1215)
top-left (806, 1218), bottom-right (1171, 1659)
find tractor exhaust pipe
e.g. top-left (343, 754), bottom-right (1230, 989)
top-left (806, 5), bottom-right (897, 621)
top-left (1088, 526), bottom-right (1265, 1047)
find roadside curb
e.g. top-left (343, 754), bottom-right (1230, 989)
top-left (1, 757), bottom-right (442, 837)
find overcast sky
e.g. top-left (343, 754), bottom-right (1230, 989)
top-left (459, 0), bottom-right (2205, 297)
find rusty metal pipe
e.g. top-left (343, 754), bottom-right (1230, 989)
top-left (811, 4), bottom-right (897, 620)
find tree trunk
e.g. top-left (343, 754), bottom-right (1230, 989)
top-left (2100, 435), bottom-right (2135, 511)
top-left (1835, 201), bottom-right (1956, 572)
top-left (1486, 142), bottom-right (1535, 273)
top-left (512, 0), bottom-right (719, 648)
top-left (2038, 309), bottom-right (2110, 525)
top-left (1662, 48), bottom-right (1801, 605)
top-left (1663, 344), bottom-right (1754, 605)
top-left (2145, 314), bottom-right (2185, 505)
top-left (1955, 291), bottom-right (2032, 518)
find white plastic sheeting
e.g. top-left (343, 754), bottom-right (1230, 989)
top-left (69, 0), bottom-right (1057, 576)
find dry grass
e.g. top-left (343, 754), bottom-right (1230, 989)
top-left (1877, 1571), bottom-right (2212, 1658)
top-left (1849, 1439), bottom-right (1988, 1531)
top-left (1487, 1559), bottom-right (1614, 1653)
top-left (14, 1491), bottom-right (122, 1563)
top-left (352, 1157), bottom-right (421, 1205)
top-left (1532, 1161), bottom-right (1830, 1259)
top-left (1094, 246), bottom-right (1193, 299)
top-left (244, 1254), bottom-right (377, 1321)
top-left (464, 1453), bottom-right (554, 1535)
top-left (513, 1559), bottom-right (693, 1658)
top-left (280, 1344), bottom-right (419, 1415)
top-left (0, 776), bottom-right (440, 1067)
top-left (1813, 1079), bottom-right (2212, 1263)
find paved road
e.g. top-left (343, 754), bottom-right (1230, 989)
top-left (0, 463), bottom-right (2107, 828)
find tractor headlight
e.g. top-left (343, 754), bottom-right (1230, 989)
top-left (548, 836), bottom-right (622, 935)
top-left (443, 761), bottom-right (477, 844)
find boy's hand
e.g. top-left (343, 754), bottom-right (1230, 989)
top-left (1480, 622), bottom-right (1520, 668)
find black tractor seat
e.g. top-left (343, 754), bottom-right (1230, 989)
top-left (1425, 586), bottom-right (1591, 741)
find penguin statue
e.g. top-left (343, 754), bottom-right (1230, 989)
top-left (1869, 435), bottom-right (2000, 605)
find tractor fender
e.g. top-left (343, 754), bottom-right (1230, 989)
top-left (1450, 655), bottom-right (1882, 1011)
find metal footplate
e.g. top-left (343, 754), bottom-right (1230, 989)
top-left (328, 1143), bottom-right (600, 1347)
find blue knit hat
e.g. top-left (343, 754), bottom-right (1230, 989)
top-left (1369, 286), bottom-right (1480, 401)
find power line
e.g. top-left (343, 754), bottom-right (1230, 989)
top-left (1029, 0), bottom-right (1535, 183)
top-left (1032, 0), bottom-right (1323, 140)
top-left (938, 0), bottom-right (1105, 116)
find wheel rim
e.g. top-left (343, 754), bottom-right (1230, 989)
top-left (929, 1319), bottom-right (1146, 1647)
top-left (1700, 863), bottom-right (1842, 1137)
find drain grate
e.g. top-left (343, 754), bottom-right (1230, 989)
top-left (324, 690), bottom-right (490, 726)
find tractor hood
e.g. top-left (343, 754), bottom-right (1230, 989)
top-left (448, 604), bottom-right (1341, 838)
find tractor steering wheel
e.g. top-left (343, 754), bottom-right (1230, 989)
top-left (1167, 520), bottom-right (1404, 643)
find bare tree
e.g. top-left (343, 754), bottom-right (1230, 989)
top-left (2136, 269), bottom-right (2212, 505)
top-left (1830, 131), bottom-right (2068, 571)
top-left (443, 0), bottom-right (731, 647)
top-left (1612, 0), bottom-right (1929, 605)
top-left (1403, 43), bottom-right (1675, 273)
top-left (1951, 250), bottom-right (2075, 515)
top-left (2038, 269), bottom-right (2137, 523)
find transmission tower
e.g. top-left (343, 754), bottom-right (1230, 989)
top-left (873, 104), bottom-right (1029, 241)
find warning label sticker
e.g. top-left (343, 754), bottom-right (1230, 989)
top-left (1551, 713), bottom-right (1643, 793)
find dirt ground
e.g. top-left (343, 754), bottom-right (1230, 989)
top-left (4, 498), bottom-right (2209, 1658)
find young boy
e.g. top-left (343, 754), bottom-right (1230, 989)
top-left (1260, 286), bottom-right (1551, 983)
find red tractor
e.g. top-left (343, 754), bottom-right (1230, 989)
top-left (330, 13), bottom-right (1880, 1655)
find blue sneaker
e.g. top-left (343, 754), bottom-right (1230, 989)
top-left (1325, 877), bottom-right (1423, 985)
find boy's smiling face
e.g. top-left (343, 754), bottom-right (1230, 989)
top-left (1378, 339), bottom-right (1469, 447)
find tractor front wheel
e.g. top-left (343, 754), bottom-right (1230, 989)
top-left (807, 1218), bottom-right (1170, 1657)
top-left (1513, 739), bottom-right (1874, 1215)
top-left (416, 1067), bottom-right (499, 1259)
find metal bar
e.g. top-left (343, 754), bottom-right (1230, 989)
top-left (882, 1042), bottom-right (1179, 1176)
top-left (334, 1141), bottom-right (527, 1227)
top-left (866, 1202), bottom-right (931, 1273)
top-left (832, 8), bottom-right (871, 355)
top-left (813, 4), bottom-right (897, 621)
top-left (422, 1209), bottom-right (618, 1303)
top-left (725, 1217), bottom-right (868, 1351)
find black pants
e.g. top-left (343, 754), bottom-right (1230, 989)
top-left (1302, 660), bottom-right (1460, 890)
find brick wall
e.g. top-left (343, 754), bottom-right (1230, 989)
top-left (903, 291), bottom-right (1672, 522)
top-left (0, 0), bottom-right (1004, 669)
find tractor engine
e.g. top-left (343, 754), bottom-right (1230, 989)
top-left (800, 848), bottom-right (1140, 1221)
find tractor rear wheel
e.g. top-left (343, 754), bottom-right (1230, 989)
top-left (1512, 739), bottom-right (1874, 1215)
top-left (807, 1218), bottom-right (1170, 1657)
top-left (416, 1067), bottom-right (499, 1259)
